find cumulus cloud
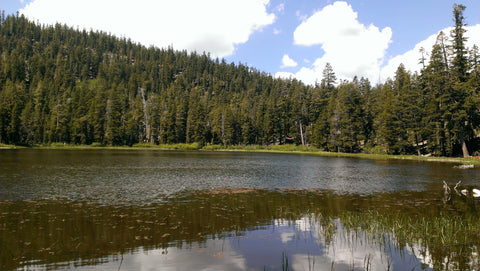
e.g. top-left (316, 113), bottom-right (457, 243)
top-left (380, 24), bottom-right (480, 81)
top-left (281, 54), bottom-right (298, 68)
top-left (19, 0), bottom-right (275, 58)
top-left (282, 1), bottom-right (392, 85)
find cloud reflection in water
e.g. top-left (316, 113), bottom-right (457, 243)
top-left (79, 215), bottom-right (429, 271)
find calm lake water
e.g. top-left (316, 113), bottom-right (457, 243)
top-left (1, 149), bottom-right (480, 270)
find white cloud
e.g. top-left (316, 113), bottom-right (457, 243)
top-left (281, 54), bottom-right (298, 68)
top-left (295, 10), bottom-right (308, 22)
top-left (380, 24), bottom-right (480, 81)
top-left (275, 3), bottom-right (285, 14)
top-left (274, 71), bottom-right (295, 80)
top-left (19, 0), bottom-right (275, 58)
top-left (284, 1), bottom-right (480, 85)
top-left (287, 1), bottom-right (392, 85)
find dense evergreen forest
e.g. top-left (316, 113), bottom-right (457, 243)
top-left (0, 5), bottom-right (479, 157)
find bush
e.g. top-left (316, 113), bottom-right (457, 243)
top-left (269, 144), bottom-right (310, 152)
top-left (158, 143), bottom-right (202, 150)
top-left (90, 142), bottom-right (105, 147)
top-left (132, 143), bottom-right (157, 148)
top-left (363, 145), bottom-right (386, 154)
top-left (202, 144), bottom-right (224, 150)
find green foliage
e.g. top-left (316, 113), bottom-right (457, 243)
top-left (90, 142), bottom-right (104, 148)
top-left (268, 144), bottom-right (311, 152)
top-left (158, 142), bottom-right (202, 150)
top-left (362, 144), bottom-right (386, 155)
top-left (0, 5), bottom-right (479, 157)
top-left (201, 143), bottom-right (224, 150)
top-left (131, 143), bottom-right (158, 148)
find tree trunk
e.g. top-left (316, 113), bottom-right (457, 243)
top-left (461, 139), bottom-right (469, 158)
top-left (415, 133), bottom-right (421, 156)
top-left (105, 98), bottom-right (111, 140)
top-left (139, 87), bottom-right (151, 143)
top-left (299, 120), bottom-right (305, 147)
top-left (221, 111), bottom-right (225, 146)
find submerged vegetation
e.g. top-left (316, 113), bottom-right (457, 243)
top-left (0, 4), bottom-right (479, 157)
top-left (1, 189), bottom-right (480, 270)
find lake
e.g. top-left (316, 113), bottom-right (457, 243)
top-left (1, 149), bottom-right (480, 270)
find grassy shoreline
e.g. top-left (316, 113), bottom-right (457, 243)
top-left (1, 142), bottom-right (478, 165)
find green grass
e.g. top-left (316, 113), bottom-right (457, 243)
top-left (28, 142), bottom-right (203, 151)
top-left (0, 143), bottom-right (26, 149)
top-left (203, 144), bottom-right (315, 152)
top-left (157, 142), bottom-right (202, 150)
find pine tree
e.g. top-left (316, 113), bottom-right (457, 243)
top-left (331, 83), bottom-right (365, 152)
top-left (451, 4), bottom-right (469, 83)
top-left (376, 80), bottom-right (400, 154)
top-left (449, 3), bottom-right (475, 157)
top-left (321, 63), bottom-right (336, 90)
top-left (423, 33), bottom-right (453, 156)
top-left (0, 10), bottom-right (479, 155)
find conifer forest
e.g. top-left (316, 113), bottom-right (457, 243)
top-left (0, 4), bottom-right (479, 157)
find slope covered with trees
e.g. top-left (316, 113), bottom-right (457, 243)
top-left (0, 4), bottom-right (479, 157)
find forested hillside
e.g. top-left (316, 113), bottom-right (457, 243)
top-left (0, 4), bottom-right (479, 157)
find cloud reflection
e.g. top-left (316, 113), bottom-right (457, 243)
top-left (82, 240), bottom-right (248, 271)
top-left (85, 215), bottom-right (430, 270)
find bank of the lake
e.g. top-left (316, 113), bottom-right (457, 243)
top-left (3, 142), bottom-right (479, 165)
top-left (0, 143), bottom-right (26, 149)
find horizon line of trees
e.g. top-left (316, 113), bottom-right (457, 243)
top-left (0, 4), bottom-right (479, 157)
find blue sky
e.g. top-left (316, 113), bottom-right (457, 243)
top-left (2, 0), bottom-right (480, 85)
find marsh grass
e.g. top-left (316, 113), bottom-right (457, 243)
top-left (281, 251), bottom-right (290, 271)
top-left (337, 210), bottom-right (480, 270)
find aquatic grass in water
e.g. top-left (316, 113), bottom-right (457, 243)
top-left (337, 210), bottom-right (480, 270)
top-left (2, 190), bottom-right (480, 270)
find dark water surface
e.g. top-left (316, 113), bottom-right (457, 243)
top-left (1, 149), bottom-right (480, 270)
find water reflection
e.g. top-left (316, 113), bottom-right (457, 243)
top-left (2, 149), bottom-right (480, 270)
top-left (76, 216), bottom-right (422, 271)
top-left (1, 189), bottom-right (479, 270)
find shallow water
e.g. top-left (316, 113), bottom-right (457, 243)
top-left (1, 149), bottom-right (479, 270)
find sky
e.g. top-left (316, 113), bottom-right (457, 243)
top-left (2, 0), bottom-right (480, 85)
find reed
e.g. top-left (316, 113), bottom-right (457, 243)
top-left (336, 210), bottom-right (480, 270)
top-left (281, 251), bottom-right (290, 271)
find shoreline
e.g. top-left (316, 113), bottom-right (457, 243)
top-left (1, 143), bottom-right (478, 165)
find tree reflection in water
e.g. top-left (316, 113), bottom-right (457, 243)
top-left (1, 188), bottom-right (479, 270)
